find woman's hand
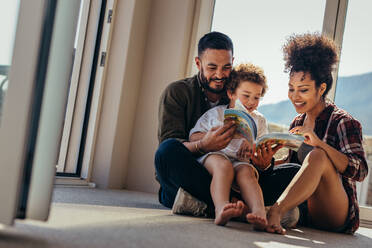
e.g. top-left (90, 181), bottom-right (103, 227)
top-left (289, 126), bottom-right (322, 147)
top-left (251, 141), bottom-right (283, 170)
top-left (237, 139), bottom-right (253, 162)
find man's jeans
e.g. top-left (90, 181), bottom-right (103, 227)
top-left (154, 138), bottom-right (301, 209)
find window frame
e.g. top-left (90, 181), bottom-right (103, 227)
top-left (0, 0), bottom-right (81, 224)
top-left (56, 0), bottom-right (92, 174)
top-left (80, 0), bottom-right (117, 180)
top-left (325, 0), bottom-right (372, 222)
top-left (55, 0), bottom-right (116, 182)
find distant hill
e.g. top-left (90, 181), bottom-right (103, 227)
top-left (258, 71), bottom-right (372, 136)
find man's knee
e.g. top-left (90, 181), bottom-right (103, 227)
top-left (155, 139), bottom-right (183, 169)
top-left (156, 138), bottom-right (183, 158)
top-left (263, 163), bottom-right (300, 183)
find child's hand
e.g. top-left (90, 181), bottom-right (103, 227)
top-left (237, 140), bottom-right (253, 162)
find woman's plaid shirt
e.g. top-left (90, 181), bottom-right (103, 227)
top-left (289, 102), bottom-right (368, 234)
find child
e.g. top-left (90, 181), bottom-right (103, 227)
top-left (189, 63), bottom-right (271, 229)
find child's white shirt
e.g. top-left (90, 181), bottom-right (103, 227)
top-left (189, 105), bottom-right (268, 159)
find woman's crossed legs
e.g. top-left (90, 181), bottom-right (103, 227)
top-left (266, 148), bottom-right (349, 234)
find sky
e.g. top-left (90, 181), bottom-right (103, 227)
top-left (0, 0), bottom-right (19, 66)
top-left (0, 0), bottom-right (81, 70)
top-left (212, 0), bottom-right (372, 105)
top-left (1, 0), bottom-right (372, 105)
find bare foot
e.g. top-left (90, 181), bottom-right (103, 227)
top-left (246, 209), bottom-right (267, 231)
top-left (265, 204), bottom-right (286, 235)
top-left (215, 201), bottom-right (244, 226)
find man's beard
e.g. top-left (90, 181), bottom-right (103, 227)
top-left (199, 69), bottom-right (229, 94)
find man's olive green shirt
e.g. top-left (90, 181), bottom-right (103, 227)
top-left (158, 75), bottom-right (229, 144)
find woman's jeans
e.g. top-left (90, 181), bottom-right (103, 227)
top-left (154, 138), bottom-right (301, 209)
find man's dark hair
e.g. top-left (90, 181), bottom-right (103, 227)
top-left (198, 31), bottom-right (233, 57)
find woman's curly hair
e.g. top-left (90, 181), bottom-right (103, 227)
top-left (227, 63), bottom-right (268, 96)
top-left (283, 33), bottom-right (339, 98)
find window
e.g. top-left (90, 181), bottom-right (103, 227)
top-left (0, 0), bottom-right (20, 123)
top-left (0, 0), bottom-right (82, 224)
top-left (56, 0), bottom-right (115, 180)
top-left (335, 0), bottom-right (372, 211)
top-left (212, 0), bottom-right (326, 129)
top-left (212, 0), bottom-right (372, 223)
top-left (56, 0), bottom-right (90, 175)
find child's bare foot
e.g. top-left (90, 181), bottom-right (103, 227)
top-left (215, 201), bottom-right (244, 226)
top-left (246, 209), bottom-right (267, 231)
top-left (265, 204), bottom-right (286, 235)
top-left (236, 201), bottom-right (250, 222)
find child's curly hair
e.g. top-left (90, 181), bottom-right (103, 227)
top-left (283, 33), bottom-right (339, 98)
top-left (227, 63), bottom-right (268, 96)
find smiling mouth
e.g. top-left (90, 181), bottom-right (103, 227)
top-left (212, 81), bottom-right (224, 87)
top-left (211, 78), bottom-right (226, 83)
top-left (294, 101), bottom-right (306, 107)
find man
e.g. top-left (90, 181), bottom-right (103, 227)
top-left (155, 32), bottom-right (235, 215)
top-left (155, 32), bottom-right (301, 221)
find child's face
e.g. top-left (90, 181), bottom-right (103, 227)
top-left (228, 81), bottom-right (263, 112)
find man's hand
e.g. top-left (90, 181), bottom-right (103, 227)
top-left (200, 121), bottom-right (236, 152)
top-left (251, 140), bottom-right (283, 170)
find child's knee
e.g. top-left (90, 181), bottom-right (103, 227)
top-left (236, 164), bottom-right (258, 179)
top-left (215, 160), bottom-right (234, 174)
top-left (205, 155), bottom-right (234, 175)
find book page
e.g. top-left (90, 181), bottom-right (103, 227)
top-left (256, 132), bottom-right (304, 151)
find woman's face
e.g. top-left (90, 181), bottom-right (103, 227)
top-left (228, 81), bottom-right (263, 113)
top-left (288, 71), bottom-right (326, 114)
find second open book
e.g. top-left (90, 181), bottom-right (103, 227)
top-left (224, 99), bottom-right (304, 151)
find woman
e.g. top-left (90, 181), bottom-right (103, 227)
top-left (263, 33), bottom-right (368, 234)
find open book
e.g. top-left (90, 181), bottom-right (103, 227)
top-left (224, 99), bottom-right (304, 151)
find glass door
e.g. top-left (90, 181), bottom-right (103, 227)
top-left (0, 0), bottom-right (81, 225)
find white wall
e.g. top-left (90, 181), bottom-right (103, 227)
top-left (124, 0), bottom-right (197, 192)
top-left (91, 0), bottom-right (152, 188)
top-left (91, 0), bottom-right (215, 193)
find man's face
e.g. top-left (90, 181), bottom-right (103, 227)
top-left (195, 49), bottom-right (234, 94)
